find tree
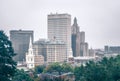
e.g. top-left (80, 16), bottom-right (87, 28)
top-left (35, 65), bottom-right (46, 74)
top-left (12, 69), bottom-right (33, 81)
top-left (44, 62), bottom-right (73, 75)
top-left (74, 56), bottom-right (120, 81)
top-left (0, 30), bottom-right (16, 81)
top-left (44, 62), bottom-right (62, 75)
top-left (61, 63), bottom-right (73, 73)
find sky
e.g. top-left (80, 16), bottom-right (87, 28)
top-left (0, 0), bottom-right (120, 49)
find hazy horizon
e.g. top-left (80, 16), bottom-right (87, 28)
top-left (0, 0), bottom-right (120, 49)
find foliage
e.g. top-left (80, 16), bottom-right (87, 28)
top-left (0, 30), bottom-right (16, 81)
top-left (35, 65), bottom-right (46, 74)
top-left (12, 69), bottom-right (33, 81)
top-left (44, 62), bottom-right (62, 75)
top-left (44, 62), bottom-right (73, 75)
top-left (61, 63), bottom-right (73, 73)
top-left (74, 56), bottom-right (120, 81)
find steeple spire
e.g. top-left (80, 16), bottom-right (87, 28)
top-left (29, 36), bottom-right (32, 49)
top-left (28, 36), bottom-right (33, 55)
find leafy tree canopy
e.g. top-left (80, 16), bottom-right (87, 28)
top-left (35, 65), bottom-right (46, 74)
top-left (12, 69), bottom-right (33, 81)
top-left (0, 30), bottom-right (16, 81)
top-left (44, 62), bottom-right (73, 75)
top-left (74, 56), bottom-right (120, 81)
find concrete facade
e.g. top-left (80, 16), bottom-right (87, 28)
top-left (33, 39), bottom-right (67, 63)
top-left (48, 13), bottom-right (72, 58)
top-left (10, 30), bottom-right (33, 62)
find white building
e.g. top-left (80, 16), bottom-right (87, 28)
top-left (48, 13), bottom-right (73, 59)
top-left (68, 56), bottom-right (95, 66)
top-left (26, 37), bottom-right (44, 69)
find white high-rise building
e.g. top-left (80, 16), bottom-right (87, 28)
top-left (48, 13), bottom-right (73, 58)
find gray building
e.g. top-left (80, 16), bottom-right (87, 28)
top-left (104, 45), bottom-right (120, 54)
top-left (71, 17), bottom-right (89, 57)
top-left (10, 30), bottom-right (33, 62)
top-left (71, 17), bottom-right (80, 57)
top-left (80, 42), bottom-right (89, 56)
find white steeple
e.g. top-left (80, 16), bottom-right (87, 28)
top-left (29, 36), bottom-right (32, 49)
top-left (28, 36), bottom-right (33, 55)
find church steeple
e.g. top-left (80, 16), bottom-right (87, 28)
top-left (29, 36), bottom-right (32, 49)
top-left (28, 36), bottom-right (33, 55)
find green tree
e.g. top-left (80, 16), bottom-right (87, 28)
top-left (74, 56), bottom-right (120, 81)
top-left (61, 63), bottom-right (73, 73)
top-left (44, 62), bottom-right (62, 75)
top-left (0, 30), bottom-right (16, 81)
top-left (35, 65), bottom-right (45, 74)
top-left (44, 62), bottom-right (73, 75)
top-left (12, 69), bottom-right (33, 81)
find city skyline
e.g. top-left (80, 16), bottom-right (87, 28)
top-left (0, 0), bottom-right (120, 48)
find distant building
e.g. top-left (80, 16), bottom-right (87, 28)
top-left (48, 13), bottom-right (72, 58)
top-left (68, 56), bottom-right (95, 66)
top-left (71, 18), bottom-right (80, 57)
top-left (10, 30), bottom-right (33, 62)
top-left (89, 48), bottom-right (95, 57)
top-left (33, 39), bottom-right (67, 63)
top-left (71, 18), bottom-right (89, 57)
top-left (104, 45), bottom-right (120, 54)
top-left (80, 31), bottom-right (85, 43)
top-left (80, 42), bottom-right (89, 56)
top-left (26, 37), bottom-right (44, 69)
top-left (104, 46), bottom-right (109, 52)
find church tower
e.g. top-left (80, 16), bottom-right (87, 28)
top-left (26, 36), bottom-right (35, 69)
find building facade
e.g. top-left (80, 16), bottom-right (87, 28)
top-left (10, 30), bottom-right (33, 62)
top-left (104, 45), bottom-right (120, 54)
top-left (71, 18), bottom-right (80, 57)
top-left (48, 13), bottom-right (72, 58)
top-left (71, 18), bottom-right (89, 57)
top-left (33, 39), bottom-right (67, 63)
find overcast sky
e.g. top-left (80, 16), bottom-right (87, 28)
top-left (0, 0), bottom-right (120, 49)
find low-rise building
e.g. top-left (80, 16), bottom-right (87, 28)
top-left (33, 39), bottom-right (67, 63)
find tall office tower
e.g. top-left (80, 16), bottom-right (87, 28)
top-left (48, 13), bottom-right (72, 58)
top-left (71, 17), bottom-right (81, 57)
top-left (80, 42), bottom-right (89, 56)
top-left (10, 30), bottom-right (33, 62)
top-left (71, 17), bottom-right (89, 57)
top-left (80, 31), bottom-right (85, 43)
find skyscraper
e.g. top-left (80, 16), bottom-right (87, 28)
top-left (10, 30), bottom-right (33, 62)
top-left (71, 18), bottom-right (80, 57)
top-left (71, 17), bottom-right (89, 57)
top-left (48, 13), bottom-right (72, 58)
